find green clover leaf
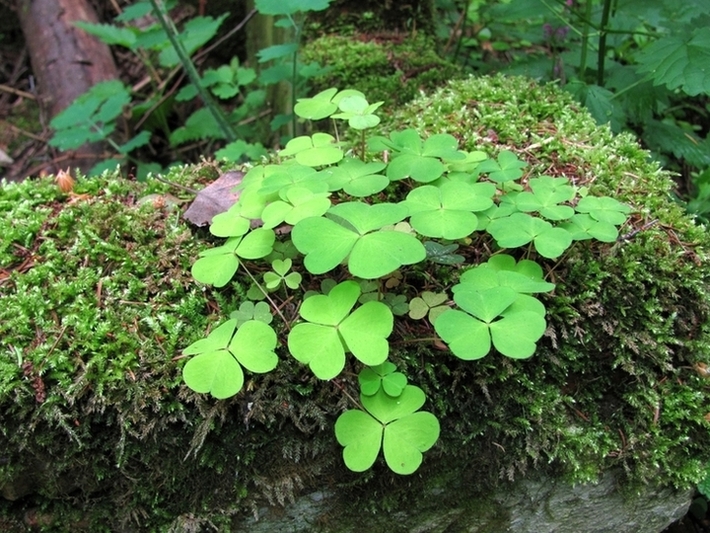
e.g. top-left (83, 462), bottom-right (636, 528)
top-left (182, 319), bottom-right (278, 399)
top-left (191, 228), bottom-right (276, 287)
top-left (263, 258), bottom-right (302, 290)
top-left (358, 362), bottom-right (408, 397)
top-left (382, 293), bottom-right (409, 316)
top-left (293, 87), bottom-right (339, 119)
top-left (261, 186), bottom-right (331, 228)
top-left (560, 213), bottom-right (619, 242)
top-left (209, 203), bottom-right (252, 238)
top-left (513, 176), bottom-right (575, 221)
top-left (408, 291), bottom-right (449, 324)
top-left (445, 150), bottom-right (489, 174)
top-left (435, 275), bottom-right (547, 360)
top-left (387, 156), bottom-right (445, 183)
top-left (434, 309), bottom-right (491, 360)
top-left (335, 386), bottom-right (439, 475)
top-left (435, 298), bottom-right (546, 360)
top-left (475, 202), bottom-right (519, 231)
top-left (486, 213), bottom-right (573, 258)
top-left (334, 410), bottom-right (382, 472)
top-left (331, 94), bottom-right (384, 130)
top-left (229, 301), bottom-right (273, 325)
top-left (279, 133), bottom-right (344, 167)
top-left (322, 157), bottom-right (389, 196)
top-left (575, 196), bottom-right (631, 225)
top-left (459, 254), bottom-right (555, 293)
top-left (475, 150), bottom-right (527, 183)
top-left (287, 281), bottom-right (393, 379)
top-left (257, 163), bottom-right (327, 196)
top-left (291, 202), bottom-right (426, 278)
top-left (405, 181), bottom-right (494, 239)
top-left (530, 176), bottom-right (576, 200)
top-left (369, 129), bottom-right (465, 183)
top-left (294, 88), bottom-right (366, 120)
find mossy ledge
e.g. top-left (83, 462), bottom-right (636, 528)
top-left (1, 75), bottom-right (709, 531)
top-left (300, 34), bottom-right (460, 111)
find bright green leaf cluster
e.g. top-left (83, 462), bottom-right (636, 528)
top-left (182, 319), bottom-right (277, 399)
top-left (182, 86), bottom-right (632, 477)
top-left (264, 258), bottom-right (302, 290)
top-left (287, 280), bottom-right (393, 379)
top-left (335, 375), bottom-right (439, 475)
top-left (292, 202), bottom-right (426, 278)
top-left (435, 255), bottom-right (552, 360)
top-left (369, 129), bottom-right (465, 182)
top-left (191, 229), bottom-right (275, 287)
top-left (409, 291), bottom-right (449, 324)
top-left (358, 362), bottom-right (408, 397)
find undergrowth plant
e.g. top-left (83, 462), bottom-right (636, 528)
top-left (181, 87), bottom-right (630, 475)
top-left (49, 0), bottom-right (331, 177)
top-left (437, 0), bottom-right (710, 218)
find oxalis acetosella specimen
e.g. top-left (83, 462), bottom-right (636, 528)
top-left (181, 87), bottom-right (631, 475)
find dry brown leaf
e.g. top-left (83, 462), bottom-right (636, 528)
top-left (183, 171), bottom-right (243, 227)
top-left (695, 362), bottom-right (710, 378)
top-left (55, 167), bottom-right (75, 193)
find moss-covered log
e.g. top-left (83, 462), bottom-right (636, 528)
top-left (1, 76), bottom-right (710, 531)
top-left (301, 34), bottom-right (460, 111)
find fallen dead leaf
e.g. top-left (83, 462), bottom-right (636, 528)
top-left (183, 171), bottom-right (244, 227)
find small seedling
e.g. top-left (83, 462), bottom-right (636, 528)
top-left (263, 258), bottom-right (302, 290)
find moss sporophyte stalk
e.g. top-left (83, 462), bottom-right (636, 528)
top-left (182, 87), bottom-right (631, 475)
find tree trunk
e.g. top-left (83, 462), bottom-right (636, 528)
top-left (17, 0), bottom-right (119, 174)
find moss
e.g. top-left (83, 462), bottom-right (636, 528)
top-left (0, 170), bottom-right (250, 529)
top-left (379, 74), bottom-right (710, 489)
top-left (300, 34), bottom-right (461, 112)
top-left (305, 0), bottom-right (436, 36)
top-left (2, 75), bottom-right (710, 530)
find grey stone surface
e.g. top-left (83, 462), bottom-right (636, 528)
top-left (498, 471), bottom-right (692, 533)
top-left (232, 469), bottom-right (692, 533)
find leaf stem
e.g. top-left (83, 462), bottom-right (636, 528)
top-left (596, 0), bottom-right (613, 87)
top-left (578, 0), bottom-right (592, 80)
top-left (149, 0), bottom-right (237, 142)
top-left (241, 264), bottom-right (292, 331)
top-left (332, 379), bottom-right (363, 410)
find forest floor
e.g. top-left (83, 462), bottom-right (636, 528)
top-left (0, 13), bottom-right (49, 184)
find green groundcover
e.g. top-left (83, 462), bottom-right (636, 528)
top-left (1, 74), bottom-right (710, 531)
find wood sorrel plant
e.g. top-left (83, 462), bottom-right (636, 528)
top-left (182, 88), bottom-right (631, 475)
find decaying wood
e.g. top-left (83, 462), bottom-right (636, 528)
top-left (17, 0), bottom-right (119, 173)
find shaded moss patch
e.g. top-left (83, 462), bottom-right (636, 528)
top-left (301, 34), bottom-right (460, 111)
top-left (1, 75), bottom-right (710, 529)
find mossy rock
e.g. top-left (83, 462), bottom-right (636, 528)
top-left (305, 0), bottom-right (436, 36)
top-left (300, 34), bottom-right (460, 111)
top-left (1, 75), bottom-right (710, 531)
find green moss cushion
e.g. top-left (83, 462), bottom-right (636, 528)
top-left (382, 74), bottom-right (710, 484)
top-left (1, 75), bottom-right (710, 530)
top-left (301, 34), bottom-right (461, 109)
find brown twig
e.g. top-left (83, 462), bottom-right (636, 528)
top-left (45, 324), bottom-right (68, 360)
top-left (0, 83), bottom-right (35, 100)
top-left (2, 121), bottom-right (47, 142)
